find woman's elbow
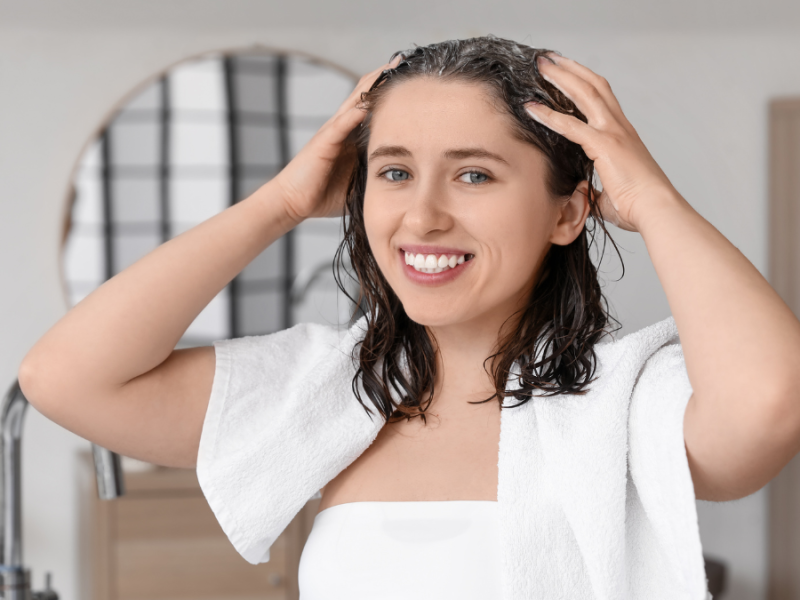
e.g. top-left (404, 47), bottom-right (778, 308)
top-left (17, 345), bottom-right (71, 418)
top-left (18, 348), bottom-right (48, 410)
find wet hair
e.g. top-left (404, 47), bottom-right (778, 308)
top-left (333, 35), bottom-right (621, 423)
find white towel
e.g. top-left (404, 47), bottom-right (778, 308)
top-left (499, 316), bottom-right (709, 599)
top-left (197, 315), bottom-right (709, 598)
top-left (196, 319), bottom-right (382, 563)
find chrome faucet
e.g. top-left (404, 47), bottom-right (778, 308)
top-left (0, 380), bottom-right (124, 599)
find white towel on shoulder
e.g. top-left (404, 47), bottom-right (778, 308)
top-left (197, 315), bottom-right (709, 599)
top-left (196, 319), bottom-right (382, 563)
top-left (498, 316), bottom-right (708, 599)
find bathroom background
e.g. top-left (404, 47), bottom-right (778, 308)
top-left (2, 0), bottom-right (800, 598)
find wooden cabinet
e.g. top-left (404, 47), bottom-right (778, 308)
top-left (78, 453), bottom-right (320, 600)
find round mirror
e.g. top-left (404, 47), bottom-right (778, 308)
top-left (61, 47), bottom-right (359, 348)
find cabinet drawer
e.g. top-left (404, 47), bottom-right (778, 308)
top-left (115, 495), bottom-right (240, 540)
top-left (113, 496), bottom-right (286, 599)
top-left (116, 538), bottom-right (286, 599)
top-left (79, 455), bottom-right (315, 600)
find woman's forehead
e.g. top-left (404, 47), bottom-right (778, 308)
top-left (367, 78), bottom-right (522, 154)
top-left (372, 77), bottom-right (503, 120)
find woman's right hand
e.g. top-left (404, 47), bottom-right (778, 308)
top-left (17, 53), bottom-right (405, 470)
top-left (273, 54), bottom-right (403, 223)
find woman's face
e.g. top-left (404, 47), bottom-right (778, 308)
top-left (363, 77), bottom-right (575, 330)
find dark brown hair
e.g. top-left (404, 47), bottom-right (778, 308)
top-left (333, 35), bottom-right (620, 423)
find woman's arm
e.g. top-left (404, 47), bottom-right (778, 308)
top-left (527, 54), bottom-right (800, 501)
top-left (638, 195), bottom-right (800, 501)
top-left (20, 183), bottom-right (298, 468)
top-left (19, 58), bottom-right (400, 469)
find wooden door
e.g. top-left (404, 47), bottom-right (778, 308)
top-left (768, 97), bottom-right (800, 600)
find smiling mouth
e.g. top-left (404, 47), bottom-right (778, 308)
top-left (403, 251), bottom-right (475, 274)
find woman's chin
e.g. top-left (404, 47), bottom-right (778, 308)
top-left (401, 305), bottom-right (470, 329)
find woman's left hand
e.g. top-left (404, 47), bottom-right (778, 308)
top-left (525, 54), bottom-right (680, 233)
top-left (529, 54), bottom-right (800, 505)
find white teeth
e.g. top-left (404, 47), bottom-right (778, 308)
top-left (404, 251), bottom-right (470, 273)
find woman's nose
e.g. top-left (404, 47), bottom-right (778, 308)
top-left (402, 180), bottom-right (454, 236)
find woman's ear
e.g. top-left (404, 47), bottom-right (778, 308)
top-left (549, 180), bottom-right (591, 246)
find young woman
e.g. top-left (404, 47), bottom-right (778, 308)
top-left (20, 37), bottom-right (800, 598)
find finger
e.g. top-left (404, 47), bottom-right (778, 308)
top-left (388, 52), bottom-right (404, 69)
top-left (537, 57), bottom-right (618, 131)
top-left (524, 102), bottom-right (603, 157)
top-left (315, 105), bottom-right (368, 153)
top-left (544, 54), bottom-right (637, 137)
top-left (317, 54), bottom-right (406, 152)
top-left (333, 55), bottom-right (403, 119)
top-left (331, 67), bottom-right (384, 118)
top-left (354, 53), bottom-right (404, 99)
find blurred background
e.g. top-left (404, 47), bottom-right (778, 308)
top-left (3, 0), bottom-right (800, 598)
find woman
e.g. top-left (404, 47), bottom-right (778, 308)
top-left (19, 36), bottom-right (800, 598)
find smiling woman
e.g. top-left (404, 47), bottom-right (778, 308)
top-left (18, 35), bottom-right (800, 600)
top-left (339, 47), bottom-right (612, 428)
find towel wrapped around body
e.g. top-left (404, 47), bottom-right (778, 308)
top-left (196, 315), bottom-right (710, 599)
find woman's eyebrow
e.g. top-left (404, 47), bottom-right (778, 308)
top-left (369, 145), bottom-right (412, 162)
top-left (368, 145), bottom-right (509, 165)
top-left (443, 147), bottom-right (509, 165)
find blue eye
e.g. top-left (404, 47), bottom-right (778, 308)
top-left (383, 169), bottom-right (409, 182)
top-left (459, 171), bottom-right (490, 184)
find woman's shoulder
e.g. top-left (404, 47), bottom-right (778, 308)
top-left (594, 315), bottom-right (679, 356)
top-left (209, 317), bottom-right (369, 398)
top-left (215, 316), bottom-right (367, 358)
top-left (591, 315), bottom-right (682, 381)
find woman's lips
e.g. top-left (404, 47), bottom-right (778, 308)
top-left (398, 248), bottom-right (473, 285)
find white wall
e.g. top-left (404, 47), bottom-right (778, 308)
top-left (2, 5), bottom-right (800, 599)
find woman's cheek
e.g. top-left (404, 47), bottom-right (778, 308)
top-left (363, 195), bottom-right (396, 276)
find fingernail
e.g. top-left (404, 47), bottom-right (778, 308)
top-left (525, 103), bottom-right (544, 123)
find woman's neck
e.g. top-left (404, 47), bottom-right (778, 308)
top-left (425, 307), bottom-right (521, 414)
